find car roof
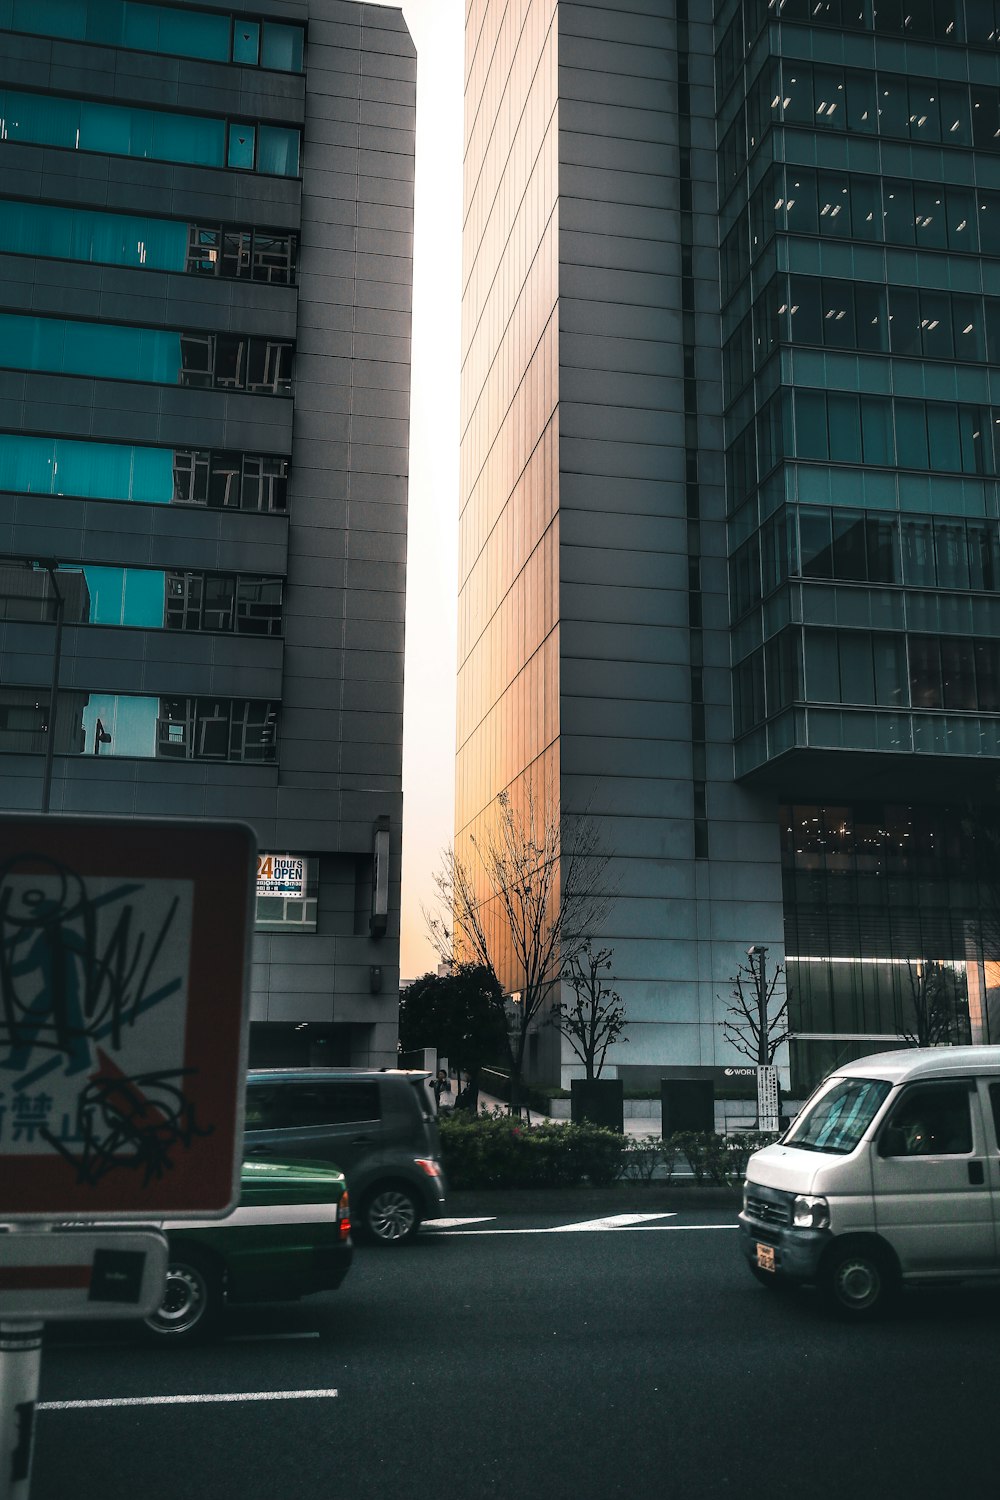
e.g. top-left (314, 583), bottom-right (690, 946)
top-left (835, 1045), bottom-right (1000, 1085)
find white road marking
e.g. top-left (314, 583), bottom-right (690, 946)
top-left (437, 1221), bottom-right (738, 1236)
top-left (424, 1217), bottom-right (498, 1229)
top-left (38, 1389), bottom-right (339, 1411)
top-left (548, 1213), bottom-right (676, 1233)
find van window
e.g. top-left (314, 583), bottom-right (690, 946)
top-left (246, 1082), bottom-right (380, 1129)
top-left (783, 1075), bottom-right (891, 1154)
top-left (987, 1082), bottom-right (1000, 1149)
top-left (879, 1084), bottom-right (972, 1157)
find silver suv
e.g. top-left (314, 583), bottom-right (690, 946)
top-left (244, 1069), bottom-right (447, 1245)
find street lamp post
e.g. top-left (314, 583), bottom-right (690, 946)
top-left (35, 559), bottom-right (65, 815)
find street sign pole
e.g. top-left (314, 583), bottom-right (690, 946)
top-left (0, 1320), bottom-right (42, 1500)
top-left (0, 813), bottom-right (255, 1498)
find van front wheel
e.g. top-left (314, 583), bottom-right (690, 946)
top-left (821, 1244), bottom-right (897, 1320)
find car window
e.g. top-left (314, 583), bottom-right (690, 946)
top-left (880, 1083), bottom-right (972, 1157)
top-left (989, 1083), bottom-right (1000, 1149)
top-left (245, 1081), bottom-right (380, 1129)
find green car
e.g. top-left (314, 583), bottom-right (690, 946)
top-left (145, 1157), bottom-right (353, 1341)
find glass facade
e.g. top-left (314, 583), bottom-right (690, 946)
top-left (0, 1), bottom-right (304, 71)
top-left (0, 560), bottom-right (282, 635)
top-left (0, 314), bottom-right (293, 394)
top-left (0, 201), bottom-right (298, 284)
top-left (716, 0), bottom-right (1000, 1089)
top-left (0, 89), bottom-right (300, 175)
top-left (719, 1), bottom-right (1000, 767)
top-left (0, 688), bottom-right (278, 761)
top-left (781, 801), bottom-right (999, 1092)
top-left (0, 434), bottom-right (288, 511)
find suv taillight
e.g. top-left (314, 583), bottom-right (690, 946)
top-left (338, 1189), bottom-right (351, 1240)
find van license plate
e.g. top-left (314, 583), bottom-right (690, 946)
top-left (756, 1243), bottom-right (776, 1273)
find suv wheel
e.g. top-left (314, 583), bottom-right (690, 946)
top-left (143, 1251), bottom-right (222, 1341)
top-left (362, 1183), bottom-right (421, 1245)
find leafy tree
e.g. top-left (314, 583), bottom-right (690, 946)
top-left (425, 776), bottom-right (616, 1114)
top-left (398, 963), bottom-right (508, 1112)
top-left (547, 942), bottom-right (626, 1081)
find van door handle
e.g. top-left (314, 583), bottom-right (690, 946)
top-left (968, 1160), bottom-right (985, 1185)
top-left (351, 1134), bottom-right (375, 1145)
top-left (248, 1145), bottom-right (276, 1155)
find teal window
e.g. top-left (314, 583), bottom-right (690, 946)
top-left (262, 22), bottom-right (303, 73)
top-left (0, 88), bottom-right (299, 175)
top-left (0, 2), bottom-right (304, 71)
top-left (227, 122), bottom-right (256, 170)
top-left (231, 19), bottom-right (260, 64)
top-left (0, 314), bottom-right (293, 395)
top-left (0, 201), bottom-right (297, 283)
top-left (258, 125), bottom-right (300, 177)
top-left (2, 559), bottom-right (283, 635)
top-left (0, 689), bottom-right (278, 761)
top-left (0, 433), bottom-right (288, 511)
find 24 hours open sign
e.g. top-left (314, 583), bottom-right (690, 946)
top-left (0, 815), bottom-right (255, 1220)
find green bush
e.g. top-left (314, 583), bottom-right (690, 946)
top-left (668, 1130), bottom-right (778, 1191)
top-left (439, 1114), bottom-right (625, 1189)
top-left (617, 1136), bottom-right (677, 1186)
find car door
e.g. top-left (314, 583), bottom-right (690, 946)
top-left (244, 1080), bottom-right (383, 1195)
top-left (872, 1078), bottom-right (994, 1273)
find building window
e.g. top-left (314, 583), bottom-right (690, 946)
top-left (254, 852), bottom-right (318, 932)
top-left (0, 87), bottom-right (301, 175)
top-left (0, 2), bottom-right (304, 72)
top-left (0, 314), bottom-right (293, 396)
top-left (0, 689), bottom-right (279, 762)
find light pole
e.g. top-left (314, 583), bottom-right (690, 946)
top-left (33, 559), bottom-right (65, 815)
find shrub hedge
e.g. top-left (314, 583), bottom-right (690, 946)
top-left (439, 1117), bottom-right (778, 1192)
top-left (439, 1114), bottom-right (624, 1188)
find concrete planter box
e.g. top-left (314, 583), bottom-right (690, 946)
top-left (570, 1079), bottom-right (624, 1132)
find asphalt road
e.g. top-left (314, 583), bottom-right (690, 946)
top-left (31, 1201), bottom-right (999, 1500)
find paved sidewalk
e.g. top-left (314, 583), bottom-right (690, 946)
top-left (469, 1089), bottom-right (663, 1138)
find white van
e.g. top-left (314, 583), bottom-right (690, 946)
top-left (739, 1045), bottom-right (1000, 1317)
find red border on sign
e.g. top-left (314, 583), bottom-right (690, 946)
top-left (0, 816), bottom-right (254, 1219)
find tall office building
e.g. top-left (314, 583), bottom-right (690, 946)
top-left (0, 0), bottom-right (414, 1067)
top-left (460, 0), bottom-right (999, 1096)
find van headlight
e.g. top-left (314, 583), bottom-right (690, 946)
top-left (792, 1194), bottom-right (830, 1230)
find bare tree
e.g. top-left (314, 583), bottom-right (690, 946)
top-left (548, 942), bottom-right (627, 1082)
top-left (425, 778), bottom-right (616, 1113)
top-left (721, 953), bottom-right (791, 1068)
top-left (899, 959), bottom-right (968, 1047)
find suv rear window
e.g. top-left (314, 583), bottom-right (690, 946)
top-left (246, 1081), bottom-right (381, 1129)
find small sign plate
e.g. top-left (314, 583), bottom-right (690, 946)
top-left (0, 1230), bottom-right (168, 1320)
top-left (0, 815), bottom-right (255, 1221)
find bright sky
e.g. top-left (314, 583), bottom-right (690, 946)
top-left (392, 1), bottom-right (463, 981)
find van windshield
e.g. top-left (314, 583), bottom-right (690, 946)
top-left (783, 1075), bottom-right (891, 1155)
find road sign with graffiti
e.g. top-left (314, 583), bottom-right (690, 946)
top-left (0, 815), bottom-right (255, 1220)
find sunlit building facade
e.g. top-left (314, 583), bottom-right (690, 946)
top-left (461, 0), bottom-right (999, 1096)
top-left (0, 0), bottom-right (415, 1067)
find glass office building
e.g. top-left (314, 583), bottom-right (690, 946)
top-left (0, 0), bottom-right (415, 1067)
top-left (461, 0), bottom-right (999, 1096)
